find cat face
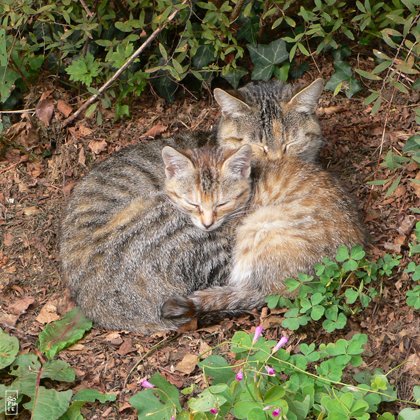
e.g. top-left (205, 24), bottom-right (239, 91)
top-left (214, 79), bottom-right (324, 162)
top-left (162, 145), bottom-right (252, 231)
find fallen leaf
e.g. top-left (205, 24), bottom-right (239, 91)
top-left (27, 161), bottom-right (43, 178)
top-left (78, 146), bottom-right (86, 167)
top-left (79, 125), bottom-right (93, 136)
top-left (105, 332), bottom-right (123, 345)
top-left (117, 338), bottom-right (135, 355)
top-left (0, 312), bottom-right (19, 328)
top-left (141, 123), bottom-right (168, 139)
top-left (88, 140), bottom-right (107, 154)
top-left (175, 353), bottom-right (198, 374)
top-left (199, 340), bottom-right (212, 356)
top-left (63, 181), bottom-right (75, 197)
top-left (36, 303), bottom-right (60, 324)
top-left (8, 296), bottom-right (35, 315)
top-left (67, 343), bottom-right (85, 351)
top-left (3, 232), bottom-right (13, 247)
top-left (403, 353), bottom-right (420, 376)
top-left (23, 206), bottom-right (40, 217)
top-left (36, 98), bottom-right (55, 126)
top-left (57, 99), bottom-right (73, 118)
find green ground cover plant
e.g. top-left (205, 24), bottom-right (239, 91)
top-left (0, 308), bottom-right (115, 420)
top-left (0, 0), bottom-right (418, 124)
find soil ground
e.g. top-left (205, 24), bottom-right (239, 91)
top-left (0, 56), bottom-right (419, 418)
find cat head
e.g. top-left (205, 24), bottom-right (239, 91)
top-left (162, 145), bottom-right (252, 231)
top-left (214, 79), bottom-right (324, 162)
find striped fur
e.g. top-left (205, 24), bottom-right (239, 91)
top-left (215, 79), bottom-right (324, 161)
top-left (162, 152), bottom-right (366, 321)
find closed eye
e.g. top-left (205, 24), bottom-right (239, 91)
top-left (185, 200), bottom-right (199, 208)
top-left (216, 201), bottom-right (230, 208)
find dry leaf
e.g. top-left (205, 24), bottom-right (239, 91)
top-left (8, 296), bottom-right (35, 315)
top-left (23, 206), bottom-right (40, 217)
top-left (79, 125), bottom-right (93, 136)
top-left (199, 340), bottom-right (212, 356)
top-left (403, 353), bottom-right (420, 376)
top-left (67, 343), bottom-right (85, 351)
top-left (57, 100), bottom-right (73, 118)
top-left (105, 332), bottom-right (123, 345)
top-left (412, 172), bottom-right (420, 198)
top-left (63, 181), bottom-right (75, 197)
top-left (141, 123), bottom-right (168, 139)
top-left (3, 232), bottom-right (13, 247)
top-left (398, 215), bottom-right (416, 236)
top-left (78, 146), bottom-right (86, 167)
top-left (36, 98), bottom-right (55, 126)
top-left (175, 353), bottom-right (198, 374)
top-left (117, 338), bottom-right (135, 355)
top-left (88, 140), bottom-right (107, 154)
top-left (0, 312), bottom-right (19, 328)
top-left (36, 303), bottom-right (60, 324)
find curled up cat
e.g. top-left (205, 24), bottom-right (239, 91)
top-left (60, 79), bottom-right (327, 333)
top-left (161, 145), bottom-right (366, 325)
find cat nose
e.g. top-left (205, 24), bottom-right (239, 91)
top-left (202, 221), bottom-right (214, 229)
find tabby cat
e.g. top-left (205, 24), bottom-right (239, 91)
top-left (60, 79), bottom-right (324, 332)
top-left (162, 147), bottom-right (366, 322)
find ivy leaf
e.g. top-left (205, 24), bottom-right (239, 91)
top-left (38, 308), bottom-right (92, 359)
top-left (247, 39), bottom-right (288, 81)
top-left (23, 387), bottom-right (72, 420)
top-left (0, 329), bottom-right (19, 369)
top-left (193, 45), bottom-right (215, 69)
top-left (222, 67), bottom-right (248, 89)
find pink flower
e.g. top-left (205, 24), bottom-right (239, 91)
top-left (263, 405), bottom-right (272, 411)
top-left (265, 365), bottom-right (275, 376)
top-left (170, 417), bottom-right (176, 420)
top-left (236, 369), bottom-right (243, 381)
top-left (272, 336), bottom-right (288, 353)
top-left (272, 408), bottom-right (281, 417)
top-left (140, 379), bottom-right (155, 389)
top-left (252, 325), bottom-right (264, 344)
top-left (210, 407), bottom-right (218, 414)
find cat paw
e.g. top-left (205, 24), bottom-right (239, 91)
top-left (161, 296), bottom-right (197, 320)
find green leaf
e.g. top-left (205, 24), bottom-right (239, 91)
top-left (233, 400), bottom-right (263, 419)
top-left (345, 289), bottom-right (359, 304)
top-left (398, 408), bottom-right (420, 420)
top-left (247, 39), bottom-right (288, 81)
top-left (38, 308), bottom-right (92, 359)
top-left (285, 278), bottom-right (301, 292)
top-left (385, 176), bottom-right (402, 197)
top-left (266, 295), bottom-right (280, 309)
top-left (23, 387), bottom-right (72, 420)
top-left (130, 389), bottom-right (172, 420)
top-left (311, 305), bottom-right (325, 320)
top-left (0, 29), bottom-right (6, 66)
top-left (73, 389), bottom-right (116, 403)
top-left (355, 68), bottom-right (382, 80)
top-left (189, 388), bottom-right (226, 412)
top-left (193, 45), bottom-right (215, 69)
top-left (41, 360), bottom-right (75, 382)
top-left (65, 53), bottom-right (101, 87)
top-left (351, 245), bottom-right (366, 261)
top-left (0, 329), bottom-right (19, 369)
top-left (403, 135), bottom-right (420, 154)
top-left (231, 331), bottom-right (252, 353)
top-left (336, 245), bottom-right (350, 262)
top-left (10, 354), bottom-right (40, 398)
top-left (198, 355), bottom-right (235, 384)
top-left (343, 259), bottom-right (358, 272)
top-left (150, 373), bottom-right (181, 410)
top-left (222, 67), bottom-right (248, 89)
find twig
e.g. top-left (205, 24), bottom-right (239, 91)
top-left (0, 161), bottom-right (23, 175)
top-left (62, 2), bottom-right (186, 128)
top-left (123, 333), bottom-right (180, 388)
top-left (79, 0), bottom-right (94, 18)
top-left (230, 0), bottom-right (245, 22)
top-left (0, 108), bottom-right (36, 114)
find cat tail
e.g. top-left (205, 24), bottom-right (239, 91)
top-left (161, 286), bottom-right (266, 323)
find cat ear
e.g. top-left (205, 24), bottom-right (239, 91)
top-left (162, 147), bottom-right (194, 179)
top-left (223, 145), bottom-right (252, 178)
top-left (214, 88), bottom-right (251, 117)
top-left (287, 78), bottom-right (324, 113)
